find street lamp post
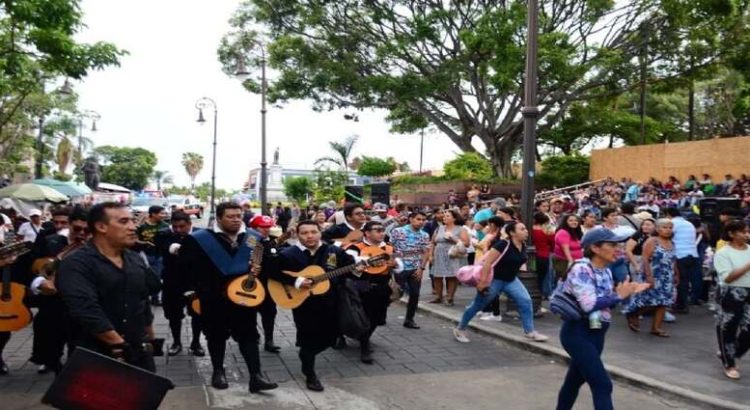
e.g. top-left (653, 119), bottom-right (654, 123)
top-left (75, 109), bottom-right (101, 159)
top-left (196, 97), bottom-right (218, 228)
top-left (236, 46), bottom-right (269, 216)
top-left (35, 79), bottom-right (73, 179)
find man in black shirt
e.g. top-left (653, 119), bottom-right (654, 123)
top-left (322, 203), bottom-right (366, 245)
top-left (179, 202), bottom-right (277, 393)
top-left (155, 212), bottom-right (204, 357)
top-left (136, 205), bottom-right (169, 305)
top-left (57, 202), bottom-right (160, 371)
top-left (272, 220), bottom-right (355, 392)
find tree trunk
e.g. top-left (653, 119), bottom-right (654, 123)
top-left (488, 140), bottom-right (516, 179)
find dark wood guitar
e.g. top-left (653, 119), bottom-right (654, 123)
top-left (32, 241), bottom-right (85, 282)
top-left (225, 239), bottom-right (266, 308)
top-left (268, 254), bottom-right (388, 309)
top-left (0, 240), bottom-right (32, 332)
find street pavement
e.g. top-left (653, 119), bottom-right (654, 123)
top-left (2, 302), bottom-right (703, 410)
top-left (416, 278), bottom-right (750, 409)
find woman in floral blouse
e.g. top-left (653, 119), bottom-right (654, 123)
top-left (555, 229), bottom-right (650, 410)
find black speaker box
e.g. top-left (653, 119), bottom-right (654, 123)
top-left (371, 182), bottom-right (391, 206)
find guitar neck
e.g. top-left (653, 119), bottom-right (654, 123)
top-left (310, 263), bottom-right (359, 284)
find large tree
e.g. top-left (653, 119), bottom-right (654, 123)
top-left (93, 145), bottom-right (157, 191)
top-left (218, 0), bottom-right (743, 177)
top-left (0, 0), bottom-right (125, 171)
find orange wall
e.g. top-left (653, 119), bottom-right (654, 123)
top-left (590, 137), bottom-right (750, 182)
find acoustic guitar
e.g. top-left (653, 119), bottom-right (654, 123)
top-left (225, 239), bottom-right (266, 308)
top-left (189, 294), bottom-right (201, 315)
top-left (268, 254), bottom-right (389, 309)
top-left (0, 240), bottom-right (33, 332)
top-left (332, 229), bottom-right (363, 249)
top-left (359, 248), bottom-right (426, 275)
top-left (32, 241), bottom-right (84, 282)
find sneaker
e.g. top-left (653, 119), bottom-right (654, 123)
top-left (524, 331), bottom-right (549, 342)
top-left (479, 314), bottom-right (503, 322)
top-left (476, 312), bottom-right (490, 319)
top-left (724, 367), bottom-right (741, 380)
top-left (453, 328), bottom-right (470, 343)
top-left (664, 311), bottom-right (676, 323)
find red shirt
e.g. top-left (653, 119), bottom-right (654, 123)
top-left (531, 228), bottom-right (555, 258)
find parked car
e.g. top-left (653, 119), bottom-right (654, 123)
top-left (130, 197), bottom-right (172, 221)
top-left (167, 196), bottom-right (204, 219)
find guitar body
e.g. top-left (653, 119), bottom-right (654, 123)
top-left (360, 247), bottom-right (393, 275)
top-left (268, 265), bottom-right (331, 310)
top-left (335, 230), bottom-right (363, 249)
top-left (32, 257), bottom-right (54, 275)
top-left (0, 282), bottom-right (32, 332)
top-left (190, 297), bottom-right (201, 315)
top-left (225, 276), bottom-right (266, 307)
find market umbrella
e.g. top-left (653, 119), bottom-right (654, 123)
top-left (0, 183), bottom-right (69, 203)
top-left (33, 178), bottom-right (92, 198)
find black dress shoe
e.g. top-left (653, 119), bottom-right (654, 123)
top-left (168, 344), bottom-right (183, 356)
top-left (332, 336), bottom-right (347, 350)
top-left (403, 320), bottom-right (421, 329)
top-left (211, 369), bottom-right (229, 389)
top-left (0, 360), bottom-right (8, 375)
top-left (248, 373), bottom-right (278, 393)
top-left (360, 350), bottom-right (374, 365)
top-left (264, 341), bottom-right (281, 353)
top-left (189, 344), bottom-right (205, 357)
top-left (306, 376), bottom-right (324, 392)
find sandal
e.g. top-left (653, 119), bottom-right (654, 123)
top-left (626, 315), bottom-right (640, 332)
top-left (650, 329), bottom-right (670, 338)
top-left (724, 367), bottom-right (741, 380)
top-left (445, 299), bottom-right (454, 307)
top-left (428, 298), bottom-right (443, 304)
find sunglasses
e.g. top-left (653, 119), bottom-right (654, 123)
top-left (367, 228), bottom-right (385, 232)
top-left (72, 226), bottom-right (89, 233)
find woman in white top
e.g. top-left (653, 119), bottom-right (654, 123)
top-left (713, 219), bottom-right (750, 380)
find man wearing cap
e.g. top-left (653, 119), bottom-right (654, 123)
top-left (17, 209), bottom-right (43, 243)
top-left (247, 214), bottom-right (282, 353)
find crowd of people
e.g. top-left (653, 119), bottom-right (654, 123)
top-left (0, 171), bottom-right (749, 408)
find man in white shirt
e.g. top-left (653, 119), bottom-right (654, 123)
top-left (17, 209), bottom-right (43, 243)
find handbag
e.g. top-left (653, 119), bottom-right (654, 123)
top-left (456, 241), bottom-right (510, 286)
top-left (549, 262), bottom-right (594, 321)
top-left (448, 241), bottom-right (467, 259)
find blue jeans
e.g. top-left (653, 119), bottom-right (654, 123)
top-left (676, 255), bottom-right (702, 307)
top-left (458, 277), bottom-right (534, 333)
top-left (557, 320), bottom-right (612, 410)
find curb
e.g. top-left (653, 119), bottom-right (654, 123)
top-left (406, 300), bottom-right (750, 410)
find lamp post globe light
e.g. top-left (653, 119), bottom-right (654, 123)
top-left (195, 97), bottom-right (218, 228)
top-left (235, 44), bottom-right (269, 216)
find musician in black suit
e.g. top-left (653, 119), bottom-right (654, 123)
top-left (26, 207), bottom-right (89, 374)
top-left (0, 253), bottom-right (19, 375)
top-left (272, 220), bottom-right (355, 392)
top-left (155, 212), bottom-right (204, 357)
top-left (321, 203), bottom-right (367, 245)
top-left (247, 215), bottom-right (282, 353)
top-left (179, 202), bottom-right (277, 393)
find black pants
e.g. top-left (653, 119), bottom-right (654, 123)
top-left (202, 299), bottom-right (261, 374)
top-left (258, 287), bottom-right (278, 343)
top-left (395, 270), bottom-right (421, 322)
top-left (163, 281), bottom-right (202, 346)
top-left (0, 331), bottom-right (9, 360)
top-left (30, 296), bottom-right (70, 368)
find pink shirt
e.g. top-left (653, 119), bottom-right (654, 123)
top-left (554, 229), bottom-right (583, 260)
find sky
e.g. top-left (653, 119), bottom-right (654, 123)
top-left (73, 0), bottom-right (461, 190)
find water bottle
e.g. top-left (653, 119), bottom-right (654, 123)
top-left (589, 310), bottom-right (602, 329)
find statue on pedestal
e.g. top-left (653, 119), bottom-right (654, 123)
top-left (273, 147), bottom-right (280, 165)
top-left (81, 157), bottom-right (100, 191)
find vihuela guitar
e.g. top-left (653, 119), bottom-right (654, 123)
top-left (225, 237), bottom-right (266, 308)
top-left (358, 247), bottom-right (426, 275)
top-left (268, 253), bottom-right (389, 309)
top-left (0, 240), bottom-right (33, 332)
top-left (31, 241), bottom-right (84, 282)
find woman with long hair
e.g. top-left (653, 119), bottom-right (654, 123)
top-left (624, 215), bottom-right (655, 281)
top-left (556, 229), bottom-right (650, 410)
top-left (552, 214), bottom-right (584, 281)
top-left (477, 216), bottom-right (506, 321)
top-left (430, 209), bottom-right (469, 306)
top-left (714, 219), bottom-right (750, 380)
top-left (453, 221), bottom-right (549, 343)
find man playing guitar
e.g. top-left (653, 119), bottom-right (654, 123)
top-left (178, 202), bottom-right (277, 392)
top-left (345, 221), bottom-right (402, 364)
top-left (27, 207), bottom-right (89, 374)
top-left (322, 203), bottom-right (367, 248)
top-left (155, 212), bottom-right (204, 357)
top-left (271, 220), bottom-right (356, 392)
top-left (247, 214), bottom-right (282, 353)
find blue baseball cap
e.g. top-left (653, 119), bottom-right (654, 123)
top-left (581, 227), bottom-right (631, 248)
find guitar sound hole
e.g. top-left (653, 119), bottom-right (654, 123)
top-left (241, 280), bottom-right (257, 292)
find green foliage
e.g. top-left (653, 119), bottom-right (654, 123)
top-left (443, 153), bottom-right (493, 181)
top-left (167, 183), bottom-right (229, 202)
top-left (312, 169), bottom-right (348, 203)
top-left (283, 176), bottom-right (313, 204)
top-left (94, 145), bottom-right (158, 191)
top-left (357, 156), bottom-right (397, 177)
top-left (314, 135), bottom-right (358, 172)
top-left (181, 152), bottom-right (204, 187)
top-left (536, 155), bottom-right (590, 189)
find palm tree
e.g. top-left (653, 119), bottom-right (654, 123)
top-left (181, 152), bottom-right (204, 189)
top-left (315, 135), bottom-right (359, 172)
top-left (55, 136), bottom-right (73, 175)
top-left (152, 170), bottom-right (173, 191)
